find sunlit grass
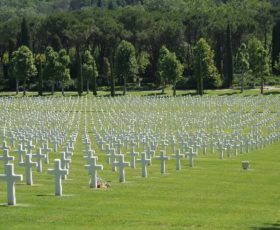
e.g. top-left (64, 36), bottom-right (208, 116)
top-left (0, 91), bottom-right (279, 230)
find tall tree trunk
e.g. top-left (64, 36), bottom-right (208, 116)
top-left (261, 78), bottom-right (264, 94)
top-left (16, 79), bottom-right (19, 95)
top-left (226, 23), bottom-right (233, 88)
top-left (51, 83), bottom-right (54, 95)
top-left (173, 82), bottom-right (176, 97)
top-left (92, 74), bottom-right (97, 96)
top-left (241, 74), bottom-right (244, 93)
top-left (38, 60), bottom-right (43, 96)
top-left (61, 82), bottom-right (65, 96)
top-left (123, 77), bottom-right (127, 96)
top-left (87, 79), bottom-right (90, 94)
top-left (197, 57), bottom-right (203, 96)
top-left (76, 46), bottom-right (83, 96)
top-left (23, 79), bottom-right (26, 96)
top-left (111, 73), bottom-right (115, 97)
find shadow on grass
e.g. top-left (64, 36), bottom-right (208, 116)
top-left (216, 92), bottom-right (240, 96)
top-left (36, 194), bottom-right (55, 197)
top-left (264, 91), bottom-right (280, 95)
top-left (252, 221), bottom-right (280, 230)
top-left (142, 92), bottom-right (168, 97)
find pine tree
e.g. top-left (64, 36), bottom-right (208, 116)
top-left (225, 23), bottom-right (233, 88)
top-left (76, 48), bottom-right (83, 96)
top-left (272, 21), bottom-right (280, 74)
top-left (194, 38), bottom-right (221, 95)
top-left (17, 18), bottom-right (30, 49)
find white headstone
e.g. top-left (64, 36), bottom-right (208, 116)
top-left (48, 159), bottom-right (68, 196)
top-left (19, 154), bottom-right (37, 185)
top-left (85, 156), bottom-right (103, 188)
top-left (113, 154), bottom-right (130, 182)
top-left (137, 152), bottom-right (151, 178)
top-left (0, 163), bottom-right (23, 205)
top-left (156, 150), bottom-right (169, 174)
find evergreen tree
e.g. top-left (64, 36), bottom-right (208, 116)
top-left (234, 43), bottom-right (250, 93)
top-left (271, 21), bottom-right (280, 74)
top-left (57, 49), bottom-right (71, 96)
top-left (50, 34), bottom-right (62, 52)
top-left (2, 52), bottom-right (9, 81)
top-left (225, 23), bottom-right (233, 88)
top-left (44, 46), bottom-right (59, 95)
top-left (156, 46), bottom-right (169, 94)
top-left (248, 37), bottom-right (262, 88)
top-left (83, 50), bottom-right (98, 95)
top-left (137, 51), bottom-right (150, 87)
top-left (194, 38), bottom-right (221, 95)
top-left (35, 54), bottom-right (45, 96)
top-left (115, 40), bottom-right (138, 95)
top-left (11, 46), bottom-right (37, 96)
top-left (17, 18), bottom-right (30, 49)
top-left (76, 48), bottom-right (83, 96)
top-left (157, 47), bottom-right (183, 97)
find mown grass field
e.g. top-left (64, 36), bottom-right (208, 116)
top-left (0, 89), bottom-right (279, 230)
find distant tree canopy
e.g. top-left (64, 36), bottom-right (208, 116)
top-left (0, 0), bottom-right (279, 94)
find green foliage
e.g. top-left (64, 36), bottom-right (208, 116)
top-left (272, 20), bottom-right (280, 74)
top-left (247, 37), bottom-right (269, 92)
top-left (274, 55), bottom-right (280, 72)
top-left (234, 43), bottom-right (250, 93)
top-left (156, 46), bottom-right (183, 96)
top-left (10, 45), bottom-right (37, 95)
top-left (43, 46), bottom-right (59, 94)
top-left (83, 50), bottom-right (98, 95)
top-left (137, 51), bottom-right (149, 85)
top-left (35, 53), bottom-right (46, 96)
top-left (17, 18), bottom-right (30, 49)
top-left (57, 49), bottom-right (71, 95)
top-left (115, 40), bottom-right (138, 95)
top-left (225, 23), bottom-right (233, 88)
top-left (235, 43), bottom-right (250, 75)
top-left (76, 48), bottom-right (83, 96)
top-left (194, 38), bottom-right (221, 95)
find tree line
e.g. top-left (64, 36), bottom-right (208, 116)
top-left (0, 0), bottom-right (280, 95)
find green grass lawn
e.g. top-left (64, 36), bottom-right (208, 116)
top-left (0, 90), bottom-right (279, 230)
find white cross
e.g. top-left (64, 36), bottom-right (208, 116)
top-left (172, 149), bottom-right (184, 170)
top-left (19, 154), bottom-right (37, 185)
top-left (110, 149), bottom-right (117, 172)
top-left (161, 139), bottom-right (168, 152)
top-left (26, 140), bottom-right (35, 154)
top-left (137, 152), bottom-right (151, 178)
top-left (33, 148), bottom-right (46, 173)
top-left (156, 150), bottom-right (169, 174)
top-left (0, 163), bottom-right (23, 205)
top-left (185, 147), bottom-right (198, 167)
top-left (42, 143), bottom-right (52, 164)
top-left (85, 156), bottom-right (103, 188)
top-left (48, 159), bottom-right (68, 196)
top-left (14, 143), bottom-right (26, 164)
top-left (217, 142), bottom-right (225, 160)
top-left (60, 152), bottom-right (71, 179)
top-left (113, 154), bottom-right (130, 182)
top-left (0, 149), bottom-right (14, 165)
top-left (115, 140), bottom-right (123, 155)
top-left (128, 149), bottom-right (139, 169)
top-left (146, 147), bottom-right (155, 166)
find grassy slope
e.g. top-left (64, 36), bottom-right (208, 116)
top-left (0, 90), bottom-right (279, 230)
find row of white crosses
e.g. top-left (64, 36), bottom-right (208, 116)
top-left (0, 97), bottom-right (81, 205)
top-left (87, 95), bottom-right (280, 173)
top-left (0, 95), bottom-right (279, 205)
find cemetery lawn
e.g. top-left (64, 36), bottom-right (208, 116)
top-left (0, 91), bottom-right (279, 230)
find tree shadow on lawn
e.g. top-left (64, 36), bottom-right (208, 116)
top-left (264, 91), bottom-right (280, 95)
top-left (252, 221), bottom-right (280, 230)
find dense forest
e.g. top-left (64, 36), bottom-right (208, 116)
top-left (0, 0), bottom-right (280, 95)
